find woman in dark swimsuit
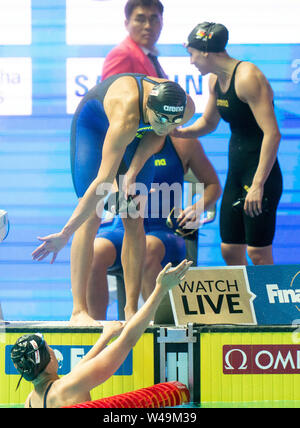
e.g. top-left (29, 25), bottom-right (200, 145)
top-left (174, 22), bottom-right (282, 266)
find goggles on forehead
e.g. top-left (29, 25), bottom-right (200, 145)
top-left (153, 111), bottom-right (183, 124)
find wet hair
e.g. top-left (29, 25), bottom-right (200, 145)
top-left (147, 81), bottom-right (187, 116)
top-left (187, 22), bottom-right (229, 53)
top-left (10, 334), bottom-right (51, 390)
top-left (124, 0), bottom-right (164, 19)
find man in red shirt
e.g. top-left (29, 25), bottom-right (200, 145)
top-left (102, 0), bottom-right (166, 80)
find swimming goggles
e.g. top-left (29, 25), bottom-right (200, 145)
top-left (153, 111), bottom-right (183, 124)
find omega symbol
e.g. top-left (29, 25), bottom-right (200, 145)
top-left (224, 348), bottom-right (248, 370)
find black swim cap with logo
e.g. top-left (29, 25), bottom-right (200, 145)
top-left (187, 22), bottom-right (229, 52)
top-left (10, 333), bottom-right (51, 389)
top-left (147, 81), bottom-right (187, 117)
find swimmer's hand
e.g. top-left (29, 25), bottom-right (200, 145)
top-left (243, 184), bottom-right (264, 217)
top-left (102, 321), bottom-right (125, 339)
top-left (177, 205), bottom-right (202, 229)
top-left (122, 172), bottom-right (137, 200)
top-left (156, 259), bottom-right (193, 293)
top-left (32, 230), bottom-right (70, 263)
top-left (169, 127), bottom-right (184, 138)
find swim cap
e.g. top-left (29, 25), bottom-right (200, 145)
top-left (11, 334), bottom-right (51, 389)
top-left (186, 22), bottom-right (228, 52)
top-left (147, 81), bottom-right (186, 116)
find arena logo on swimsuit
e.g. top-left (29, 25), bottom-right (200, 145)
top-left (217, 99), bottom-right (229, 108)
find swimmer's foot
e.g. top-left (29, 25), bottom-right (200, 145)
top-left (69, 311), bottom-right (101, 327)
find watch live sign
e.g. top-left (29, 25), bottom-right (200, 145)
top-left (170, 264), bottom-right (300, 326)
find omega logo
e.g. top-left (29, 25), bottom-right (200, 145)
top-left (223, 345), bottom-right (300, 374)
top-left (224, 348), bottom-right (248, 370)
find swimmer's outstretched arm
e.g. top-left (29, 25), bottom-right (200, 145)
top-left (32, 113), bottom-right (139, 263)
top-left (60, 260), bottom-right (192, 395)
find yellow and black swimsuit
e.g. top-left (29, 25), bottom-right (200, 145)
top-left (215, 62), bottom-right (283, 247)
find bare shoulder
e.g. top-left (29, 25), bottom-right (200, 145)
top-left (24, 391), bottom-right (33, 408)
top-left (40, 378), bottom-right (70, 408)
top-left (105, 75), bottom-right (139, 104)
top-left (40, 378), bottom-right (71, 408)
top-left (103, 75), bottom-right (140, 123)
top-left (235, 61), bottom-right (272, 101)
top-left (237, 61), bottom-right (267, 82)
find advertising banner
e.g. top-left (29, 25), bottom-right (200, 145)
top-left (201, 331), bottom-right (300, 404)
top-left (223, 344), bottom-right (300, 375)
top-left (0, 58), bottom-right (32, 115)
top-left (66, 0), bottom-right (300, 45)
top-left (66, 56), bottom-right (210, 115)
top-left (5, 345), bottom-right (132, 377)
top-left (246, 265), bottom-right (300, 325)
top-left (170, 266), bottom-right (257, 325)
top-left (0, 0), bottom-right (31, 45)
top-left (170, 265), bottom-right (300, 326)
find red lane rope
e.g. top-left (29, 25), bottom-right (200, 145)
top-left (63, 381), bottom-right (190, 408)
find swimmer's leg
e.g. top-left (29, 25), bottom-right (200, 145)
top-left (121, 205), bottom-right (147, 321)
top-left (221, 242), bottom-right (248, 265)
top-left (69, 204), bottom-right (102, 326)
top-left (87, 237), bottom-right (117, 320)
top-left (141, 235), bottom-right (165, 301)
top-left (247, 244), bottom-right (273, 265)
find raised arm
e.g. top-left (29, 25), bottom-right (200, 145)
top-left (60, 260), bottom-right (192, 396)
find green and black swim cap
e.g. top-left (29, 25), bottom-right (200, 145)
top-left (187, 22), bottom-right (229, 52)
top-left (147, 81), bottom-right (186, 117)
top-left (11, 333), bottom-right (51, 389)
